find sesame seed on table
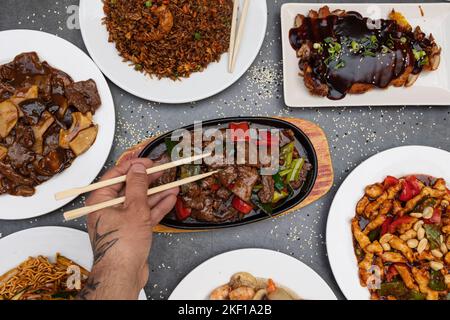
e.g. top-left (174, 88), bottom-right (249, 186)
top-left (0, 0), bottom-right (449, 300)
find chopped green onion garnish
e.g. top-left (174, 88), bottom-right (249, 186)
top-left (145, 0), bottom-right (152, 7)
top-left (194, 32), bottom-right (202, 40)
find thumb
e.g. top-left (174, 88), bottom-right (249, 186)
top-left (125, 163), bottom-right (150, 209)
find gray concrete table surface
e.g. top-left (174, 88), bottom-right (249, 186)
top-left (1, 0), bottom-right (449, 300)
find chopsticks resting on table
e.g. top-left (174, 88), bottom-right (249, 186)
top-left (64, 170), bottom-right (219, 221)
top-left (63, 170), bottom-right (219, 221)
top-left (228, 0), bottom-right (250, 73)
top-left (55, 152), bottom-right (212, 201)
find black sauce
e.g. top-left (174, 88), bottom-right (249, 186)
top-left (289, 11), bottom-right (429, 100)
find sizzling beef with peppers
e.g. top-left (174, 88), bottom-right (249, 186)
top-left (150, 122), bottom-right (312, 223)
top-left (0, 52), bottom-right (101, 197)
top-left (289, 6), bottom-right (441, 100)
top-left (352, 174), bottom-right (450, 300)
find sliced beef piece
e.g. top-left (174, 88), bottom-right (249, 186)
top-left (216, 187), bottom-right (231, 200)
top-left (13, 185), bottom-right (35, 197)
top-left (7, 142), bottom-right (35, 169)
top-left (65, 79), bottom-right (101, 114)
top-left (200, 176), bottom-right (216, 190)
top-left (190, 197), bottom-right (239, 223)
top-left (216, 165), bottom-right (237, 186)
top-left (0, 162), bottom-right (34, 186)
top-left (152, 153), bottom-right (177, 186)
top-left (14, 123), bottom-right (35, 148)
top-left (258, 175), bottom-right (275, 204)
top-left (230, 166), bottom-right (259, 202)
top-left (183, 183), bottom-right (202, 199)
top-left (12, 52), bottom-right (46, 77)
top-left (280, 129), bottom-right (295, 147)
top-left (0, 82), bottom-right (15, 101)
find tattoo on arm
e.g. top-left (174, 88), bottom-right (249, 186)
top-left (76, 216), bottom-right (119, 300)
top-left (77, 278), bottom-right (101, 300)
top-left (92, 216), bottom-right (119, 266)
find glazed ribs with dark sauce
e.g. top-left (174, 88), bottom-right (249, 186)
top-left (289, 6), bottom-right (441, 100)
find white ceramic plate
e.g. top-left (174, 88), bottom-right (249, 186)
top-left (326, 145), bottom-right (450, 300)
top-left (79, 0), bottom-right (267, 104)
top-left (281, 3), bottom-right (450, 107)
top-left (169, 248), bottom-right (336, 300)
top-left (0, 227), bottom-right (146, 300)
top-left (0, 30), bottom-right (115, 220)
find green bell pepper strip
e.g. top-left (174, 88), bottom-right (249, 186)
top-left (272, 173), bottom-right (285, 191)
top-left (429, 270), bottom-right (446, 291)
top-left (287, 158), bottom-right (305, 182)
top-left (280, 142), bottom-right (294, 169)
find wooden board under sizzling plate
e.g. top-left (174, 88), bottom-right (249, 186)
top-left (117, 117), bottom-right (334, 233)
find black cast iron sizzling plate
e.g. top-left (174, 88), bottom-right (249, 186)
top-left (139, 117), bottom-right (318, 230)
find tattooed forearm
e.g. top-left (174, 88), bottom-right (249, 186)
top-left (77, 277), bottom-right (101, 300)
top-left (76, 217), bottom-right (119, 300)
top-left (91, 216), bottom-right (119, 266)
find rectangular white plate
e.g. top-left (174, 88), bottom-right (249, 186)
top-left (281, 3), bottom-right (450, 107)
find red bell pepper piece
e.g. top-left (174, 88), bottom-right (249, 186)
top-left (399, 176), bottom-right (421, 202)
top-left (386, 264), bottom-right (400, 282)
top-left (210, 183), bottom-right (220, 192)
top-left (381, 217), bottom-right (394, 235)
top-left (388, 216), bottom-right (415, 234)
top-left (424, 207), bottom-right (442, 225)
top-left (231, 196), bottom-right (253, 215)
top-left (175, 197), bottom-right (191, 221)
top-left (405, 175), bottom-right (421, 197)
top-left (383, 176), bottom-right (399, 189)
top-left (257, 131), bottom-right (278, 146)
top-left (399, 180), bottom-right (413, 202)
top-left (229, 122), bottom-right (250, 142)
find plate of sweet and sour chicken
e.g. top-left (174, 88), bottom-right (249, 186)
top-left (352, 174), bottom-right (450, 300)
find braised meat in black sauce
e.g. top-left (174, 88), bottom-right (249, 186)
top-left (0, 52), bottom-right (101, 197)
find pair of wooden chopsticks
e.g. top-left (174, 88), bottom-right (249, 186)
top-left (58, 153), bottom-right (213, 221)
top-left (228, 0), bottom-right (250, 73)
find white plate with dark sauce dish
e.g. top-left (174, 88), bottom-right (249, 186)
top-left (281, 3), bottom-right (450, 107)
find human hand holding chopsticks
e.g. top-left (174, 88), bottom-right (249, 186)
top-left (77, 158), bottom-right (178, 300)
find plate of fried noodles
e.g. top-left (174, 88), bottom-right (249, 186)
top-left (0, 227), bottom-right (146, 300)
top-left (79, 0), bottom-right (267, 103)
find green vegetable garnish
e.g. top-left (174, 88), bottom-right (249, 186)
top-left (351, 40), bottom-right (360, 52)
top-left (287, 158), bottom-right (305, 182)
top-left (194, 32), bottom-right (202, 40)
top-left (334, 60), bottom-right (345, 70)
top-left (272, 173), bottom-right (285, 191)
top-left (164, 137), bottom-right (178, 155)
top-left (408, 290), bottom-right (426, 300)
top-left (280, 142), bottom-right (295, 169)
top-left (379, 281), bottom-right (409, 298)
top-left (134, 64), bottom-right (143, 71)
top-left (429, 270), bottom-right (446, 291)
top-left (368, 228), bottom-right (380, 242)
top-left (145, 0), bottom-right (152, 7)
top-left (424, 224), bottom-right (441, 249)
top-left (400, 37), bottom-right (407, 44)
top-left (363, 50), bottom-right (376, 57)
top-left (413, 48), bottom-right (427, 61)
top-left (313, 42), bottom-right (323, 54)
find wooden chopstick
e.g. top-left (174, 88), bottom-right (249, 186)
top-left (228, 0), bottom-right (240, 72)
top-left (230, 0), bottom-right (250, 73)
top-left (55, 152), bottom-right (211, 201)
top-left (63, 170), bottom-right (219, 221)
